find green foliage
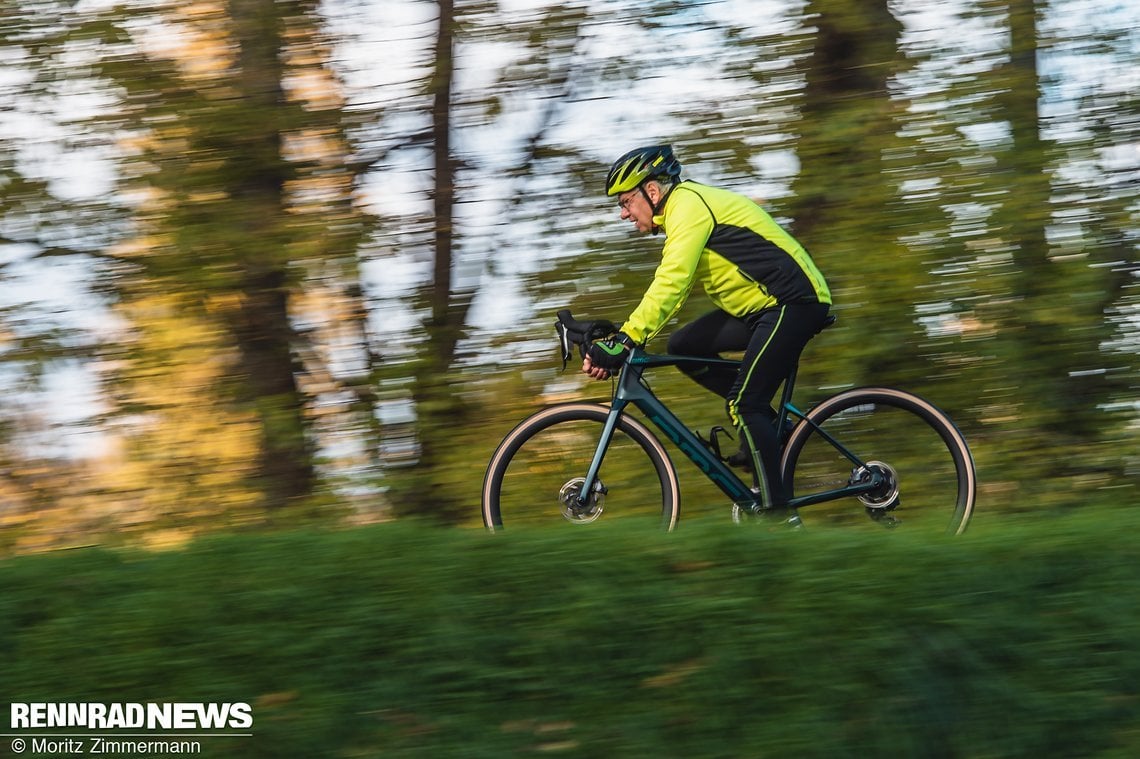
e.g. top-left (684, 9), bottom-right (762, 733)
top-left (2, 511), bottom-right (1139, 756)
top-left (0, 0), bottom-right (1135, 540)
top-left (790, 0), bottom-right (928, 395)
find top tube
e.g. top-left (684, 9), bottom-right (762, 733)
top-left (629, 349), bottom-right (741, 371)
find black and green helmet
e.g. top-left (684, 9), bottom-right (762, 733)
top-left (604, 145), bottom-right (682, 197)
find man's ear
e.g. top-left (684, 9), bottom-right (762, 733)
top-left (645, 181), bottom-right (663, 205)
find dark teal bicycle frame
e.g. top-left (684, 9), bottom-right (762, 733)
top-left (574, 347), bottom-right (885, 513)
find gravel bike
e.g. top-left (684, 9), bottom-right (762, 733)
top-left (482, 310), bottom-right (977, 534)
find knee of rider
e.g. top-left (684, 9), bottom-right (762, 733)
top-left (732, 396), bottom-right (775, 420)
top-left (669, 336), bottom-right (706, 377)
top-left (666, 330), bottom-right (689, 356)
top-left (725, 397), bottom-right (738, 421)
top-left (669, 328), bottom-right (714, 357)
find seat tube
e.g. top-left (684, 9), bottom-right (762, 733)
top-left (776, 364), bottom-right (798, 430)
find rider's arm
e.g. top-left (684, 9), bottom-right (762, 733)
top-left (621, 188), bottom-right (714, 345)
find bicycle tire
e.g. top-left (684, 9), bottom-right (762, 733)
top-left (780, 387), bottom-right (976, 535)
top-left (482, 403), bottom-right (681, 531)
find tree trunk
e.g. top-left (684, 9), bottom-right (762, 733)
top-left (790, 0), bottom-right (916, 387)
top-left (394, 0), bottom-right (473, 521)
top-left (228, 0), bottom-right (315, 506)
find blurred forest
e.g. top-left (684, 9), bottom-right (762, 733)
top-left (0, 0), bottom-right (1135, 551)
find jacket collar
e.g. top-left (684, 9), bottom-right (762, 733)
top-left (650, 181), bottom-right (683, 232)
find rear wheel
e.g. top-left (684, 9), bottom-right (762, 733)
top-left (780, 388), bottom-right (976, 535)
top-left (482, 403), bottom-right (681, 531)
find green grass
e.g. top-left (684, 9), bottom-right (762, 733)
top-left (2, 509), bottom-right (1138, 758)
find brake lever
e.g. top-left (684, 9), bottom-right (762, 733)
top-left (556, 321), bottom-right (571, 370)
top-left (555, 321), bottom-right (591, 370)
top-left (554, 312), bottom-right (620, 371)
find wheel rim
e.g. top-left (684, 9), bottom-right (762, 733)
top-left (784, 394), bottom-right (972, 535)
top-left (486, 407), bottom-right (678, 530)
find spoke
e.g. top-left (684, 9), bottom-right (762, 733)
top-left (488, 409), bottom-right (677, 529)
top-left (786, 398), bottom-right (970, 535)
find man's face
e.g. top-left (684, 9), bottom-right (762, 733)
top-left (616, 185), bottom-right (656, 234)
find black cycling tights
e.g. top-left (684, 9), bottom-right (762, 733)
top-left (668, 303), bottom-right (831, 507)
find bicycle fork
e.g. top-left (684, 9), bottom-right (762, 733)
top-left (571, 399), bottom-right (626, 512)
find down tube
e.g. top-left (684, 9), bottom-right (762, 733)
top-left (630, 393), bottom-right (754, 503)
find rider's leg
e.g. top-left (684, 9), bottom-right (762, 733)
top-left (667, 310), bottom-right (751, 398)
top-left (727, 303), bottom-right (831, 509)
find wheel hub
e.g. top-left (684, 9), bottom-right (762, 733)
top-left (559, 478), bottom-right (605, 523)
top-left (854, 460), bottom-right (900, 511)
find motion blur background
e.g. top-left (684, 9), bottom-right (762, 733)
top-left (0, 0), bottom-right (1135, 550)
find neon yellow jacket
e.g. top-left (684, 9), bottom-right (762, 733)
top-left (622, 181), bottom-right (831, 345)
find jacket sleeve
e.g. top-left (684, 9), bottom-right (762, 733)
top-left (621, 189), bottom-right (714, 344)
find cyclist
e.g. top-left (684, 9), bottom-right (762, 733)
top-left (583, 144), bottom-right (832, 512)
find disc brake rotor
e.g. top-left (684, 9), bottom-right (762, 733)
top-left (855, 460), bottom-right (900, 510)
top-left (559, 477), bottom-right (605, 523)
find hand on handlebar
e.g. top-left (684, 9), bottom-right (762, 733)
top-left (582, 354), bottom-right (614, 380)
top-left (582, 332), bottom-right (634, 380)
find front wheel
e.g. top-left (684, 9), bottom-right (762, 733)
top-left (482, 403), bottom-right (681, 531)
top-left (780, 388), bottom-right (977, 535)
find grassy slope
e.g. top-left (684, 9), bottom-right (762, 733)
top-left (2, 510), bottom-right (1138, 758)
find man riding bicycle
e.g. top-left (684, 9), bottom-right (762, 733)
top-left (582, 145), bottom-right (832, 513)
